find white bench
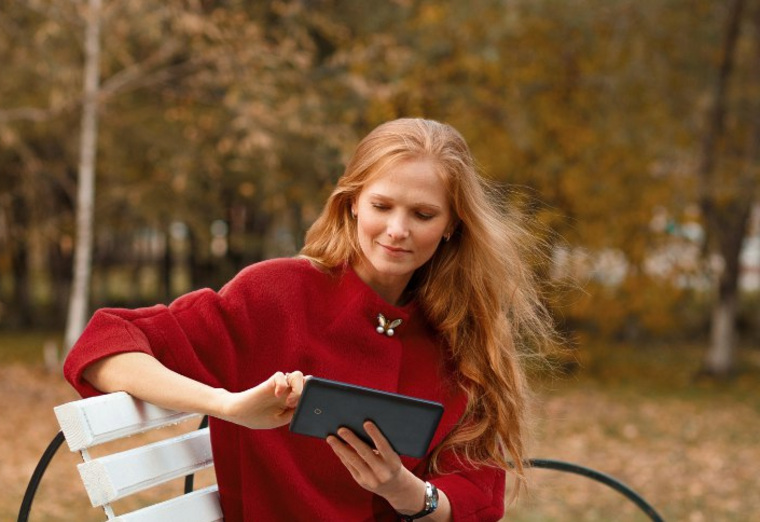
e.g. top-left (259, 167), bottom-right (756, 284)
top-left (19, 392), bottom-right (666, 522)
top-left (51, 392), bottom-right (222, 522)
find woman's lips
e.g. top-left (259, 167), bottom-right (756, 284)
top-left (379, 243), bottom-right (411, 255)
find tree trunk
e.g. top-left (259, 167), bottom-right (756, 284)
top-left (703, 2), bottom-right (760, 376)
top-left (64, 0), bottom-right (102, 352)
top-left (48, 240), bottom-right (73, 328)
top-left (707, 294), bottom-right (736, 375)
top-left (10, 229), bottom-right (32, 328)
top-left (161, 224), bottom-right (172, 302)
top-left (703, 203), bottom-right (753, 376)
top-left (697, 0), bottom-right (747, 376)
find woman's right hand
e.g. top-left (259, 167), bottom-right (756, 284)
top-left (217, 371), bottom-right (306, 430)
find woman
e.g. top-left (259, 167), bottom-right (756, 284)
top-left (64, 118), bottom-right (554, 521)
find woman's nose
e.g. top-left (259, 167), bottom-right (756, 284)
top-left (386, 213), bottom-right (410, 239)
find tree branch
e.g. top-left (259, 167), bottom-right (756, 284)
top-left (100, 40), bottom-right (185, 96)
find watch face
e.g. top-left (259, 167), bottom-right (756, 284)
top-left (421, 481), bottom-right (438, 512)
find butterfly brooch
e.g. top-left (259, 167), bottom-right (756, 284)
top-left (376, 313), bottom-right (402, 337)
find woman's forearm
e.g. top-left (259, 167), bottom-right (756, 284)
top-left (82, 352), bottom-right (229, 417)
top-left (82, 352), bottom-right (305, 430)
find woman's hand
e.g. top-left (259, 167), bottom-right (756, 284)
top-left (326, 421), bottom-right (428, 515)
top-left (217, 371), bottom-right (306, 430)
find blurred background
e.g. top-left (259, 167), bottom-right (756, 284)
top-left (1, 1), bottom-right (758, 521)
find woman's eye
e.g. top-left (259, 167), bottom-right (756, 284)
top-left (416, 212), bottom-right (434, 220)
top-left (371, 204), bottom-right (389, 211)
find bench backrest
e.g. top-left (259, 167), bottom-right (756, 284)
top-left (53, 392), bottom-right (222, 522)
top-left (46, 393), bottom-right (665, 522)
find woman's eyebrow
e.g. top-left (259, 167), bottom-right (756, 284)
top-left (368, 193), bottom-right (443, 210)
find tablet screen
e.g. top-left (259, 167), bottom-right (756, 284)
top-left (289, 377), bottom-right (444, 458)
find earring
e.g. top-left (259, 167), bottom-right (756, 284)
top-left (443, 233), bottom-right (451, 242)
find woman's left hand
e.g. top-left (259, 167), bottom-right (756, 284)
top-left (326, 421), bottom-right (427, 515)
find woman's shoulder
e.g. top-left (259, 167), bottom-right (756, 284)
top-left (240, 256), bottom-right (310, 275)
top-left (223, 257), bottom-right (337, 294)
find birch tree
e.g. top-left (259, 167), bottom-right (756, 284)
top-left (64, 0), bottom-right (101, 351)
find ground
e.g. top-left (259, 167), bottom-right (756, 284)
top-left (2, 341), bottom-right (759, 521)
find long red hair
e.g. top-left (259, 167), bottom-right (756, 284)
top-left (301, 118), bottom-right (554, 496)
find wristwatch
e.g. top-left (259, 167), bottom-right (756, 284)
top-left (399, 481), bottom-right (439, 521)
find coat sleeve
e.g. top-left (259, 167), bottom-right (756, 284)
top-left (63, 264), bottom-right (266, 398)
top-left (427, 456), bottom-right (507, 522)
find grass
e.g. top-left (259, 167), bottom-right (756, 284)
top-left (1, 332), bottom-right (758, 521)
top-left (0, 330), bottom-right (64, 365)
top-left (575, 339), bottom-right (760, 407)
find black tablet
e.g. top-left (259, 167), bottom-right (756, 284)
top-left (289, 377), bottom-right (444, 458)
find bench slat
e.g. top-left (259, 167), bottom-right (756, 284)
top-left (78, 428), bottom-right (214, 507)
top-left (54, 391), bottom-right (199, 451)
top-left (112, 485), bottom-right (223, 522)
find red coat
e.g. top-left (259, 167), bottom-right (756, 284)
top-left (64, 258), bottom-right (506, 521)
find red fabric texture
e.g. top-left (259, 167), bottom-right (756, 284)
top-left (64, 258), bottom-right (505, 521)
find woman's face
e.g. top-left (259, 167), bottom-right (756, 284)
top-left (351, 158), bottom-right (452, 304)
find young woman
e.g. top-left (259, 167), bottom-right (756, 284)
top-left (64, 118), bottom-right (554, 521)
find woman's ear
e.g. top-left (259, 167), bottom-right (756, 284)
top-left (447, 219), bottom-right (460, 237)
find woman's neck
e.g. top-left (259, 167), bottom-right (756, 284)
top-left (350, 260), bottom-right (411, 306)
